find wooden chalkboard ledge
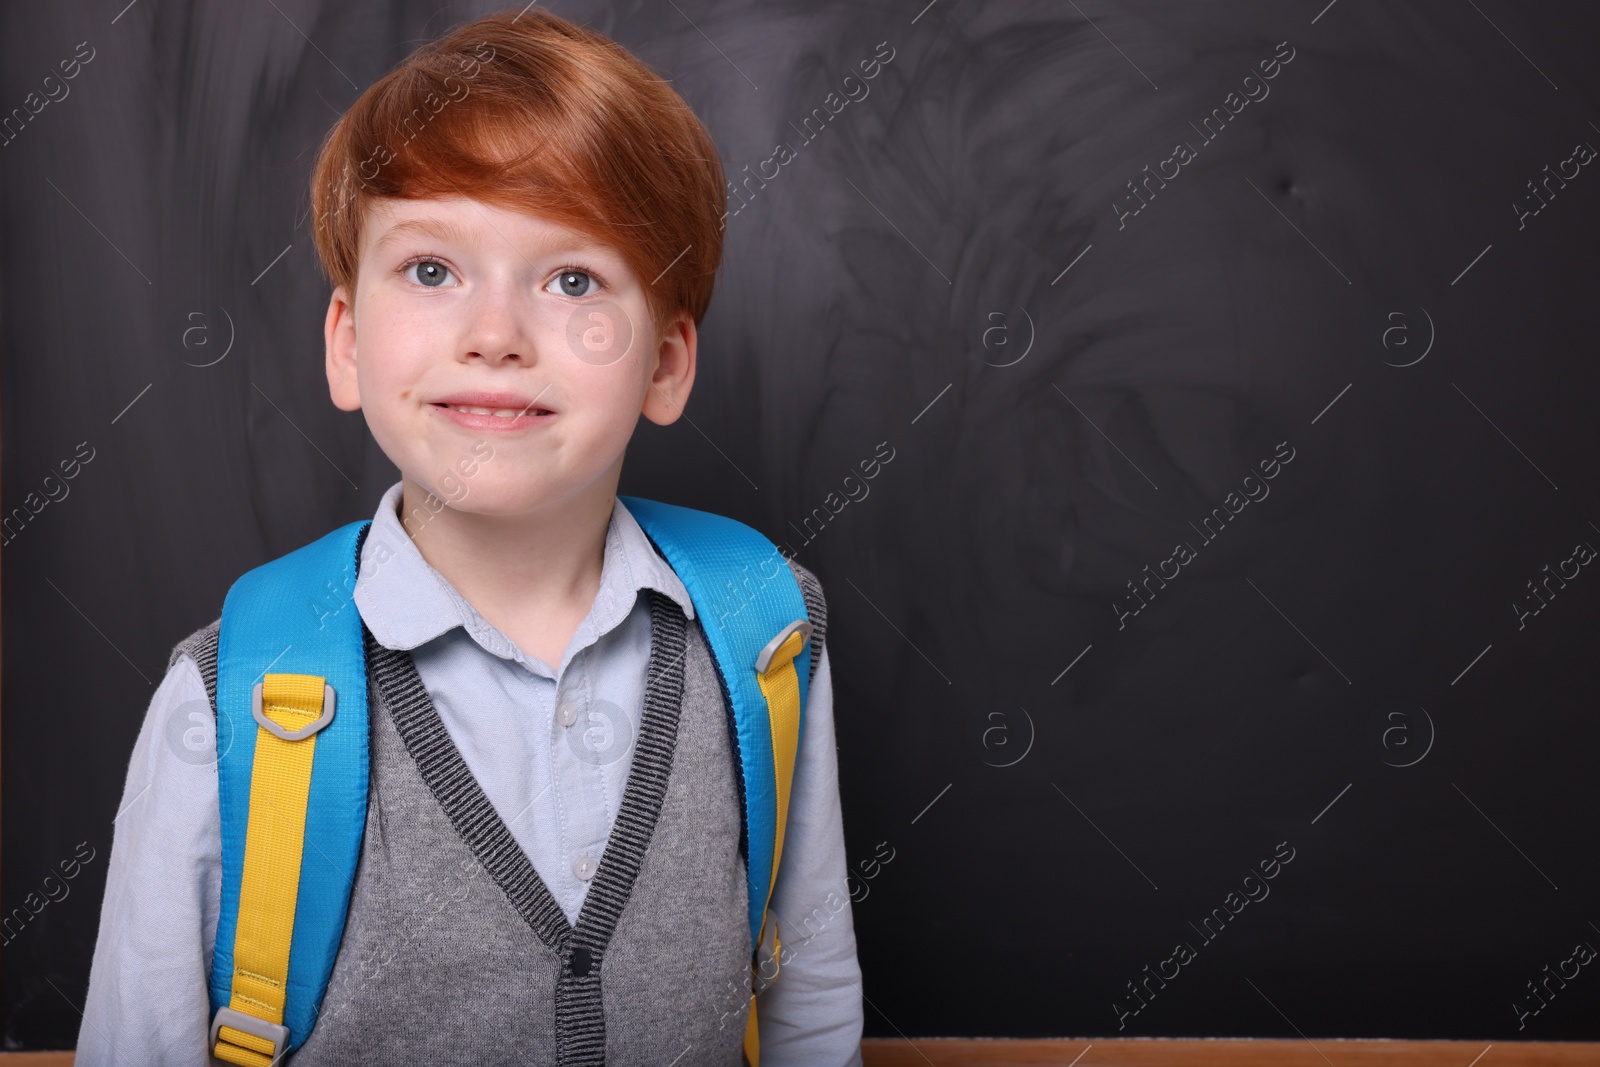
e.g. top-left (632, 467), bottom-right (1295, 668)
top-left (860, 1038), bottom-right (1598, 1065)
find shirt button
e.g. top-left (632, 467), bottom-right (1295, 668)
top-left (573, 853), bottom-right (597, 880)
top-left (557, 700), bottom-right (579, 728)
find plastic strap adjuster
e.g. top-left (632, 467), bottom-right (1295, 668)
top-left (210, 1005), bottom-right (289, 1066)
top-left (251, 680), bottom-right (336, 741)
top-left (754, 619), bottom-right (812, 674)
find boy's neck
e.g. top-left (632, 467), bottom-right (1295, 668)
top-left (396, 473), bottom-right (618, 664)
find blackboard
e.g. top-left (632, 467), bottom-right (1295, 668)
top-left (5, 0), bottom-right (1600, 1050)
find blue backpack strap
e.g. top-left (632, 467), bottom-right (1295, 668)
top-left (210, 519), bottom-right (371, 1061)
top-left (617, 496), bottom-right (814, 953)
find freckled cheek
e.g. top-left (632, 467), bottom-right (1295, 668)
top-left (569, 367), bottom-right (643, 413)
top-left (528, 304), bottom-right (566, 335)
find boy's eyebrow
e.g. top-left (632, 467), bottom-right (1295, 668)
top-left (370, 216), bottom-right (619, 261)
top-left (371, 217), bottom-right (477, 252)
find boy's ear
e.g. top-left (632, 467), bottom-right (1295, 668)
top-left (325, 283), bottom-right (361, 412)
top-left (640, 310), bottom-right (697, 427)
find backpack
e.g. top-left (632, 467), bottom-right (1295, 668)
top-left (201, 496), bottom-right (820, 1067)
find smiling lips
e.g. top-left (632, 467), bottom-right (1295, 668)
top-left (431, 391), bottom-right (556, 431)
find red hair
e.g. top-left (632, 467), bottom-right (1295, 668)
top-left (307, 9), bottom-right (727, 339)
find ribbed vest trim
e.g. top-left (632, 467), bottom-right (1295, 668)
top-left (171, 617), bottom-right (220, 697)
top-left (364, 588), bottom-right (689, 1066)
top-left (787, 558), bottom-right (827, 692)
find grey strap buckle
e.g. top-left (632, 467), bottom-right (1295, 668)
top-left (252, 681), bottom-right (337, 741)
top-left (210, 1005), bottom-right (289, 1066)
top-left (755, 619), bottom-right (813, 674)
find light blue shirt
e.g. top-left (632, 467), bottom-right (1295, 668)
top-left (76, 481), bottom-right (863, 1066)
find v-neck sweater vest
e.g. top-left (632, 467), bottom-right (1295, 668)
top-left (175, 565), bottom-right (829, 1066)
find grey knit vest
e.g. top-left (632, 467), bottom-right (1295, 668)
top-left (173, 559), bottom-right (828, 1067)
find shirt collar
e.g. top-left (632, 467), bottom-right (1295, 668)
top-left (353, 481), bottom-right (695, 670)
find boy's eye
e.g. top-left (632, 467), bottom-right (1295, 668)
top-left (404, 258), bottom-right (456, 288)
top-left (548, 269), bottom-right (600, 298)
top-left (398, 259), bottom-right (603, 296)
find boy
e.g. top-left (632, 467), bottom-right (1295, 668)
top-left (77, 9), bottom-right (863, 1065)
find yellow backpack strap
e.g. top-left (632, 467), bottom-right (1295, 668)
top-left (742, 622), bottom-right (810, 1067)
top-left (209, 519), bottom-right (371, 1065)
top-left (210, 673), bottom-right (335, 1067)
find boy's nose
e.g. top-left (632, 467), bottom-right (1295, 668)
top-left (466, 346), bottom-right (529, 364)
top-left (462, 330), bottom-right (540, 366)
top-left (460, 292), bottom-right (540, 365)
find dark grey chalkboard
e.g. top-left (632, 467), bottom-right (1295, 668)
top-left (5, 0), bottom-right (1600, 1051)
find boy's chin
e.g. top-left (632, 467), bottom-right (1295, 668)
top-left (409, 477), bottom-right (602, 519)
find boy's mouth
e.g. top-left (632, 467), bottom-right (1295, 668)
top-left (435, 403), bottom-right (553, 417)
top-left (430, 391), bottom-right (557, 430)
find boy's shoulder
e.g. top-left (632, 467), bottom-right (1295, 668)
top-left (168, 616), bottom-right (221, 704)
top-left (778, 555), bottom-right (828, 661)
top-left (621, 494), bottom-right (830, 659)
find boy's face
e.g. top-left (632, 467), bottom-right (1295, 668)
top-left (324, 195), bottom-right (695, 518)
